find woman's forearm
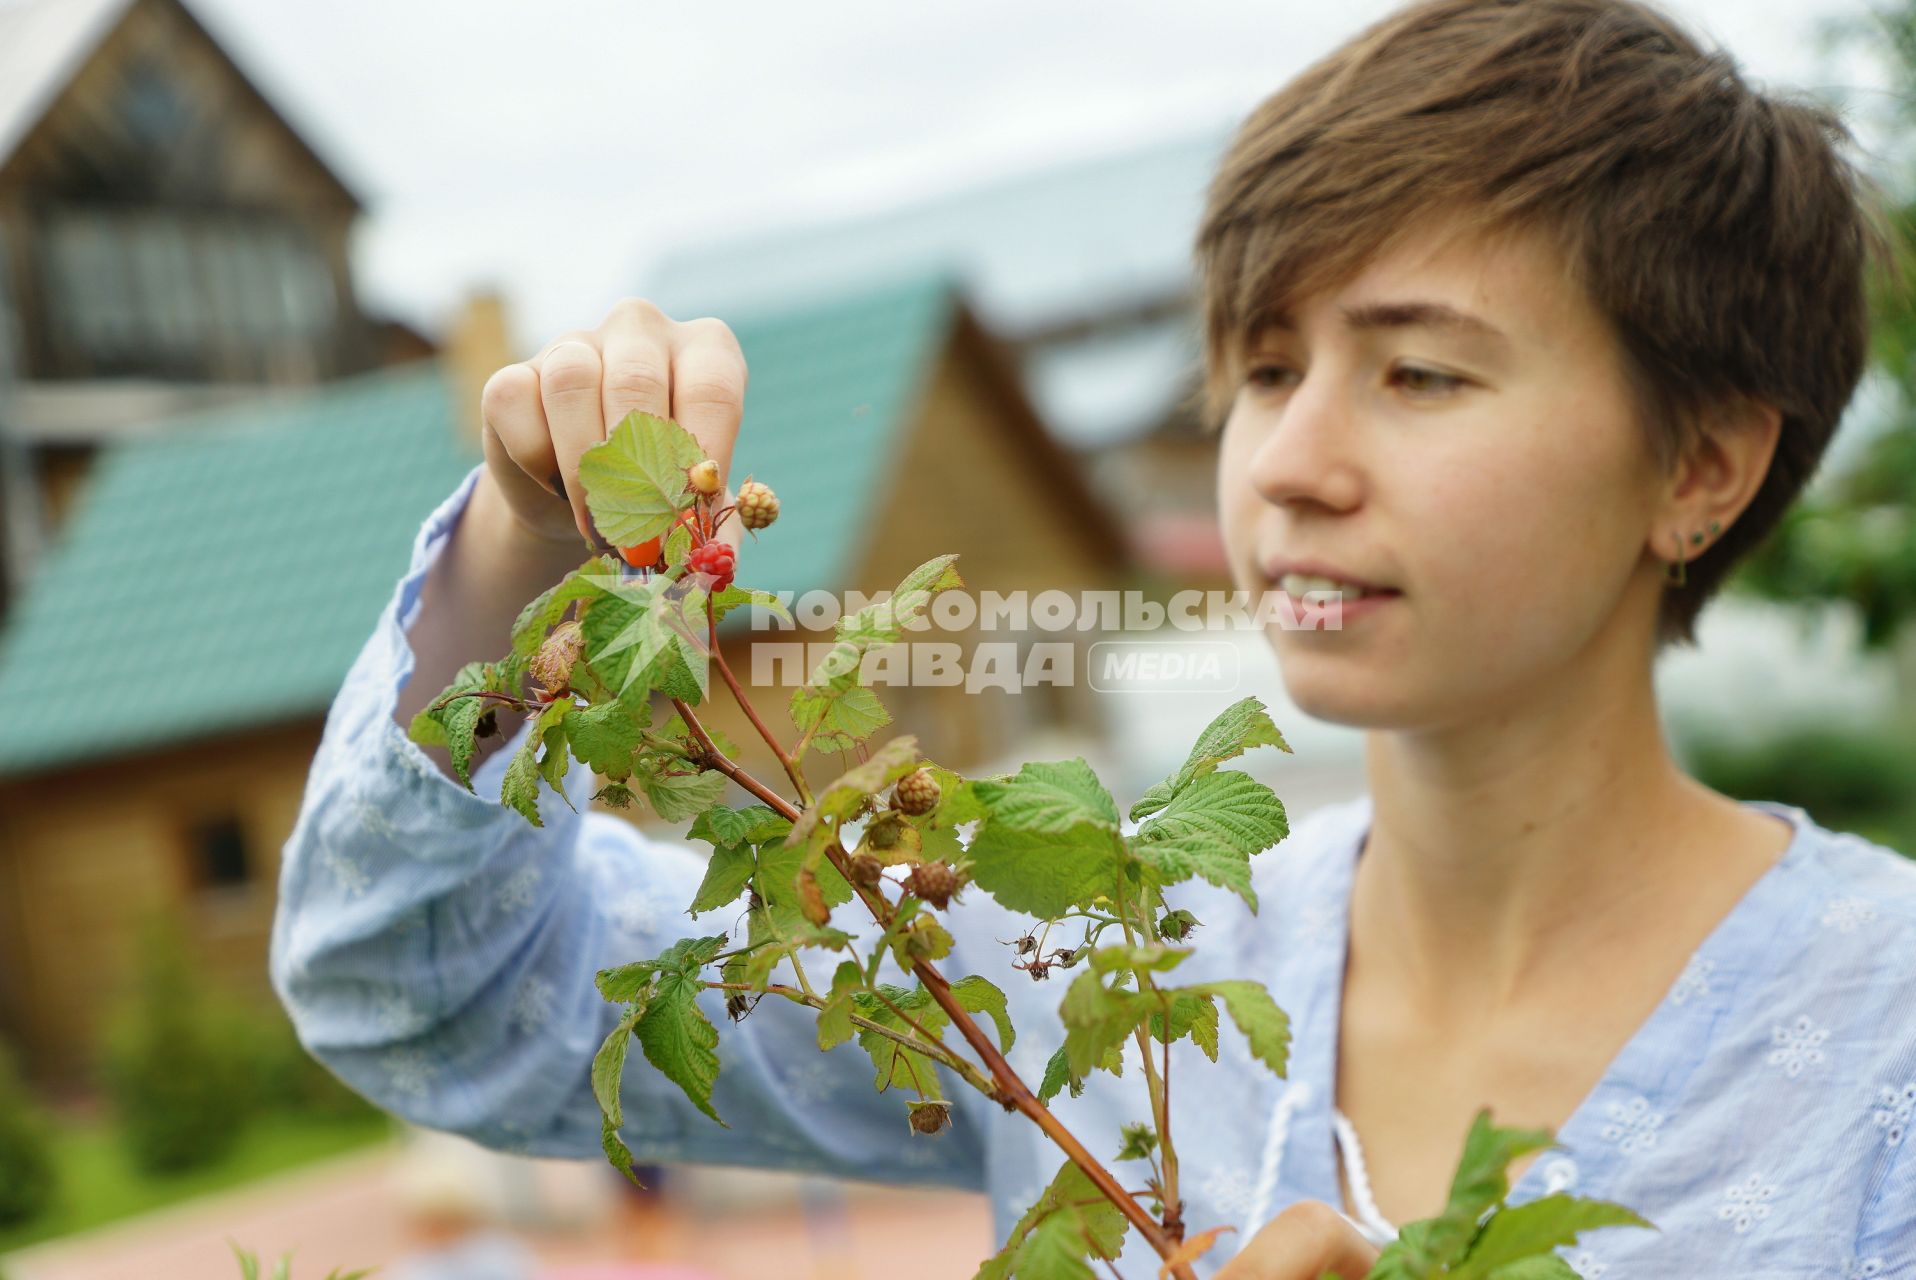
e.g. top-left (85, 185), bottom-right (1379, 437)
top-left (395, 468), bottom-right (590, 777)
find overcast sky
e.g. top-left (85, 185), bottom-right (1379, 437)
top-left (181, 0), bottom-right (1887, 351)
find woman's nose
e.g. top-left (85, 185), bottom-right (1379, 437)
top-left (1244, 370), bottom-right (1365, 514)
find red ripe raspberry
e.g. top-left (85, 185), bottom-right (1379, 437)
top-left (687, 541), bottom-right (736, 593)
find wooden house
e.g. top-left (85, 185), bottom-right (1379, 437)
top-left (0, 0), bottom-right (405, 618)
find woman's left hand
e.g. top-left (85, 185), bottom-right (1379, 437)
top-left (1212, 1201), bottom-right (1383, 1279)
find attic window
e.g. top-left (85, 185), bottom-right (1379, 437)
top-left (120, 60), bottom-right (191, 146)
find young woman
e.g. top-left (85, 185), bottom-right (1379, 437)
top-left (271, 1), bottom-right (1912, 1275)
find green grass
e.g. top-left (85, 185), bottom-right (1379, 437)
top-left (0, 1109), bottom-right (397, 1256)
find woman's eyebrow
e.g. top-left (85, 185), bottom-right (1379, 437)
top-left (1254, 301), bottom-right (1511, 346)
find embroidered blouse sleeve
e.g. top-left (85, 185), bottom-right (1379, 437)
top-left (268, 465), bottom-right (987, 1188)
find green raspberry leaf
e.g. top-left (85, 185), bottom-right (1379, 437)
top-left (816, 961), bottom-right (865, 1051)
top-left (1187, 979), bottom-right (1290, 1077)
top-left (949, 975), bottom-right (1015, 1054)
top-left (502, 701), bottom-right (571, 826)
top-left (710, 584), bottom-right (792, 626)
top-left (632, 756), bottom-right (728, 823)
top-left (1451, 1194), bottom-right (1655, 1277)
top-left (1058, 968), bottom-right (1151, 1079)
top-left (852, 984), bottom-right (949, 1098)
top-left (1131, 769), bottom-right (1289, 909)
top-left (973, 759), bottom-right (1120, 835)
top-left (602, 1113), bottom-right (643, 1187)
top-left (1115, 1122), bottom-right (1159, 1163)
top-left (579, 410), bottom-right (704, 546)
top-left (512, 556), bottom-right (617, 658)
top-left (976, 1161), bottom-right (1128, 1280)
top-left (592, 1005), bottom-right (643, 1126)
top-left (632, 938), bottom-right (729, 1126)
top-left (966, 822), bottom-right (1124, 921)
top-left (581, 573), bottom-right (712, 705)
top-left (790, 682), bottom-right (892, 753)
top-left (1130, 696), bottom-right (1290, 822)
top-left (688, 841), bottom-right (757, 916)
top-left (566, 699), bottom-right (645, 781)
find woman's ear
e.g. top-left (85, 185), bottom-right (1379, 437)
top-left (1651, 397), bottom-right (1783, 563)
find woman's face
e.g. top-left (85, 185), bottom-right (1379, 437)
top-left (1217, 221), bottom-right (1669, 731)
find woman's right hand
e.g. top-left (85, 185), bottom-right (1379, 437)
top-left (478, 297), bottom-right (748, 550)
top-left (1213, 1201), bottom-right (1382, 1280)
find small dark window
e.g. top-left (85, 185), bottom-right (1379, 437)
top-left (190, 816), bottom-right (250, 888)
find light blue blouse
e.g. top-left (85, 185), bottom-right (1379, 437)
top-left (271, 466), bottom-right (1916, 1277)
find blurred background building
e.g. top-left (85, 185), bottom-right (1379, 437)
top-left (0, 0), bottom-right (1909, 1275)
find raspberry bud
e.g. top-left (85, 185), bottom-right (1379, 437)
top-left (891, 768), bottom-right (940, 817)
top-left (904, 861), bottom-right (963, 911)
top-left (848, 854), bottom-right (885, 889)
top-left (689, 458), bottom-right (723, 496)
top-left (907, 1100), bottom-right (952, 1136)
top-left (736, 479), bottom-right (779, 531)
top-left (529, 619), bottom-right (585, 693)
top-left (896, 916), bottom-right (953, 965)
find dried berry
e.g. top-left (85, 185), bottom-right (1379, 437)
top-left (904, 861), bottom-right (963, 910)
top-left (475, 709), bottom-right (499, 738)
top-left (908, 1100), bottom-right (952, 1136)
top-left (688, 458), bottom-right (723, 496)
top-left (736, 479), bottom-right (779, 530)
top-left (848, 854), bottom-right (885, 889)
top-left (892, 768), bottom-right (940, 817)
top-left (796, 866), bottom-right (831, 927)
top-left (528, 619), bottom-right (585, 693)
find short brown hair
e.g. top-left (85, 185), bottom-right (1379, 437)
top-left (1192, 0), bottom-right (1897, 649)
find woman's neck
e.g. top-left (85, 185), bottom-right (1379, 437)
top-left (1350, 648), bottom-right (1774, 1027)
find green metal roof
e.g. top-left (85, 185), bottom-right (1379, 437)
top-left (0, 271), bottom-right (956, 776)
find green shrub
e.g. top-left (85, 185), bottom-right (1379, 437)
top-left (1679, 724), bottom-right (1916, 856)
top-left (0, 1044), bottom-right (54, 1225)
top-left (98, 914), bottom-right (255, 1174)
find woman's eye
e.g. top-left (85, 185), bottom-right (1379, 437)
top-left (1246, 364), bottom-right (1299, 391)
top-left (1392, 365), bottom-right (1465, 396)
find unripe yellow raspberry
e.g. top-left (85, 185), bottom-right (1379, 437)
top-left (736, 480), bottom-right (779, 531)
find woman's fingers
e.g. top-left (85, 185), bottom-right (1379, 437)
top-left (535, 336), bottom-right (611, 545)
top-left (668, 316), bottom-right (747, 485)
top-left (1213, 1202), bottom-right (1382, 1280)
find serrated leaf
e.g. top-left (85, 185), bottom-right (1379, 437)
top-left (1129, 696), bottom-right (1290, 822)
top-left (966, 822), bottom-right (1124, 920)
top-left (1115, 1122), bottom-right (1158, 1162)
top-left (602, 1112), bottom-right (643, 1187)
top-left (1011, 1212), bottom-right (1099, 1279)
top-left (512, 556), bottom-right (617, 658)
top-left (636, 964), bottom-right (726, 1126)
top-left (817, 961), bottom-right (864, 1051)
top-left (502, 701), bottom-right (570, 826)
top-left (689, 841), bottom-right (757, 915)
top-left (1038, 1045), bottom-right (1074, 1103)
top-left (411, 659), bottom-right (516, 788)
top-left (852, 984), bottom-right (949, 1098)
top-left (790, 681), bottom-right (892, 752)
top-left (1452, 1194), bottom-right (1653, 1277)
top-left (593, 1006), bottom-right (642, 1125)
top-left (949, 974), bottom-right (1015, 1053)
top-left (581, 572), bottom-right (712, 704)
top-left (632, 757), bottom-right (729, 823)
top-left (977, 1161), bottom-right (1128, 1280)
top-left (566, 699), bottom-right (645, 781)
top-left (689, 803), bottom-right (790, 849)
top-left (1131, 769), bottom-right (1288, 908)
top-left (807, 555), bottom-right (964, 692)
top-left (973, 759), bottom-right (1120, 834)
top-left (1145, 990), bottom-right (1219, 1060)
top-left (579, 410), bottom-right (705, 546)
top-left (1058, 968), bottom-right (1152, 1079)
top-left (1179, 979), bottom-right (1289, 1077)
top-left (711, 584), bottom-right (793, 625)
